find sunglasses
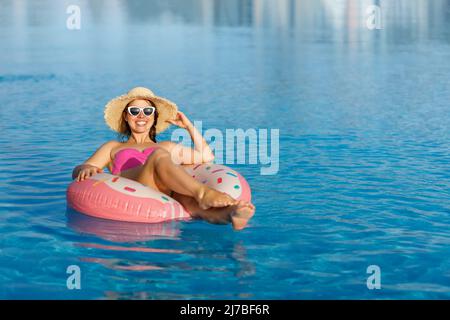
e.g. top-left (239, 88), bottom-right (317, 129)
top-left (126, 106), bottom-right (156, 117)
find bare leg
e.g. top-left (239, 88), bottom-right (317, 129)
top-left (173, 192), bottom-right (255, 230)
top-left (136, 149), bottom-right (237, 209)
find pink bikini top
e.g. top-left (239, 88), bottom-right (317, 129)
top-left (111, 147), bottom-right (159, 175)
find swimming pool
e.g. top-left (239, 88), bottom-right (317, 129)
top-left (1, 0), bottom-right (449, 299)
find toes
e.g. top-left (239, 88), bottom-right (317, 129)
top-left (215, 200), bottom-right (228, 207)
top-left (238, 201), bottom-right (253, 209)
top-left (244, 202), bottom-right (255, 210)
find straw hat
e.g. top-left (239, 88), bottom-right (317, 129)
top-left (104, 87), bottom-right (178, 134)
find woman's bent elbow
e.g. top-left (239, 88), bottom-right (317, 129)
top-left (202, 154), bottom-right (215, 163)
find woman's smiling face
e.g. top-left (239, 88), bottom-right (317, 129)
top-left (123, 99), bottom-right (155, 134)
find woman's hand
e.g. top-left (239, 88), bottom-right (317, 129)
top-left (76, 164), bottom-right (103, 182)
top-left (167, 111), bottom-right (193, 129)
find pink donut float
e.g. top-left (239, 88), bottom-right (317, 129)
top-left (66, 163), bottom-right (252, 223)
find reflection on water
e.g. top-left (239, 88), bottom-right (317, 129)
top-left (2, 0), bottom-right (449, 43)
top-left (68, 210), bottom-right (183, 275)
top-left (231, 243), bottom-right (256, 278)
top-left (67, 209), bottom-right (182, 242)
top-left (80, 257), bottom-right (165, 271)
top-left (75, 242), bottom-right (183, 254)
top-left (67, 209), bottom-right (255, 294)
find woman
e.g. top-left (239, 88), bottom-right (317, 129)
top-left (72, 87), bottom-right (255, 230)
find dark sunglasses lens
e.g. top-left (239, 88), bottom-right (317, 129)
top-left (129, 107), bottom-right (140, 116)
top-left (143, 107), bottom-right (154, 116)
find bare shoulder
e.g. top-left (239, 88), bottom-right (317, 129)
top-left (106, 140), bottom-right (125, 158)
top-left (84, 140), bottom-right (121, 168)
top-left (157, 140), bottom-right (177, 152)
top-left (103, 140), bottom-right (122, 150)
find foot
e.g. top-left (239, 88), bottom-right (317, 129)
top-left (231, 201), bottom-right (255, 231)
top-left (196, 186), bottom-right (237, 210)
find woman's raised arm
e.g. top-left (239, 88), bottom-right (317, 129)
top-left (160, 111), bottom-right (214, 164)
top-left (163, 111), bottom-right (215, 165)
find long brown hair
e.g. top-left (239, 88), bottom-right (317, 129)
top-left (119, 100), bottom-right (159, 142)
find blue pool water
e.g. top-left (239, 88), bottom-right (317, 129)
top-left (1, 0), bottom-right (450, 299)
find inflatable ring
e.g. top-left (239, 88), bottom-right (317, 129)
top-left (66, 163), bottom-right (251, 223)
